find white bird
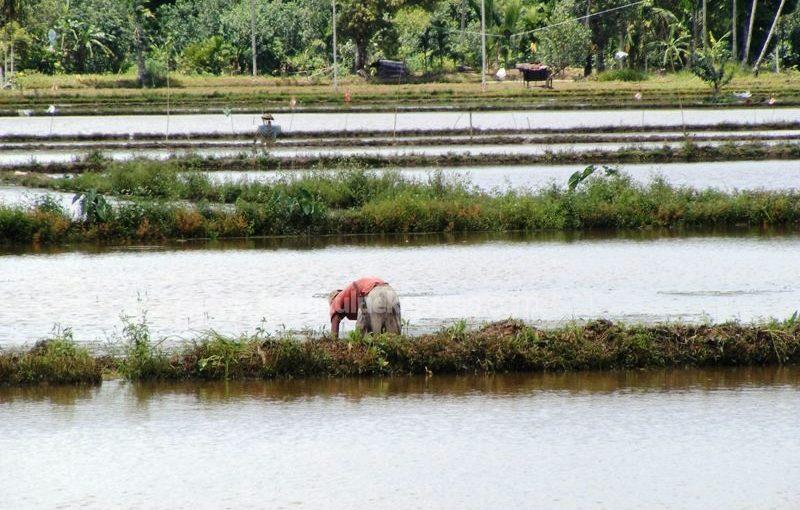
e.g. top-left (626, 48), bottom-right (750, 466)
top-left (47, 105), bottom-right (58, 115)
top-left (634, 92), bottom-right (642, 101)
top-left (495, 67), bottom-right (507, 80)
top-left (614, 51), bottom-right (628, 61)
top-left (733, 91), bottom-right (752, 99)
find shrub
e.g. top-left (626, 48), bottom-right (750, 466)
top-left (180, 36), bottom-right (237, 75)
top-left (597, 69), bottom-right (649, 82)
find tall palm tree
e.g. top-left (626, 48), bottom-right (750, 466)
top-left (753, 0), bottom-right (788, 72)
top-left (731, 0), bottom-right (737, 59)
top-left (741, 0), bottom-right (758, 65)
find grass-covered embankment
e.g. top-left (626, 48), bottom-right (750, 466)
top-left (3, 165), bottom-right (800, 244)
top-left (2, 70), bottom-right (798, 114)
top-left (0, 333), bottom-right (102, 385)
top-left (3, 318), bottom-right (799, 385)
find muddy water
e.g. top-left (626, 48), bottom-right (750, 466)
top-left (206, 160), bottom-right (800, 192)
top-left (1, 232), bottom-right (799, 346)
top-left (1, 367), bottom-right (799, 509)
top-left (0, 107), bottom-right (797, 136)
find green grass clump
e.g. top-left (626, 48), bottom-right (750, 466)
top-left (0, 330), bottom-right (102, 385)
top-left (597, 69), bottom-right (650, 82)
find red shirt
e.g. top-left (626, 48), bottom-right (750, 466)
top-left (330, 277), bottom-right (386, 320)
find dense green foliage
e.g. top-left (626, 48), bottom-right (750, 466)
top-left (1, 0), bottom-right (799, 83)
top-left (3, 317), bottom-right (800, 384)
top-left (2, 165), bottom-right (800, 244)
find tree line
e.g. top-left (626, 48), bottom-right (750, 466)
top-left (1, 0), bottom-right (798, 86)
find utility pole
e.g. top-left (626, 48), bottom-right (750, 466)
top-left (480, 0), bottom-right (486, 91)
top-left (332, 0), bottom-right (338, 91)
top-left (250, 0), bottom-right (257, 76)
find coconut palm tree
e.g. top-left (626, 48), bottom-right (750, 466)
top-left (741, 0), bottom-right (758, 65)
top-left (753, 0), bottom-right (789, 72)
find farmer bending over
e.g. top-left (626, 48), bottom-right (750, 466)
top-left (328, 277), bottom-right (401, 339)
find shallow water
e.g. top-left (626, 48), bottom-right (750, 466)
top-left (0, 107), bottom-right (797, 137)
top-left (2, 161), bottom-right (799, 212)
top-left (1, 232), bottom-right (799, 345)
top-left (206, 160), bottom-right (800, 192)
top-left (1, 367), bottom-right (799, 509)
top-left (0, 185), bottom-right (80, 215)
top-left (1, 138), bottom-right (797, 166)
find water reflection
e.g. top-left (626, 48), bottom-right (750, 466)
top-left (0, 383), bottom-right (98, 406)
top-left (124, 366), bottom-right (800, 404)
top-left (0, 226), bottom-right (794, 256)
top-left (2, 368), bottom-right (798, 509)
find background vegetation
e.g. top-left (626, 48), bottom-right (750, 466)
top-left (1, 0), bottom-right (799, 87)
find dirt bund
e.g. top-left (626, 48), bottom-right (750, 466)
top-left (8, 142), bottom-right (800, 174)
top-left (0, 91), bottom-right (797, 116)
top-left (2, 121), bottom-right (799, 143)
top-left (2, 319), bottom-right (798, 386)
top-left (3, 130), bottom-right (800, 152)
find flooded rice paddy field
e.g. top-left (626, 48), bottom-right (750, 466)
top-left (3, 129), bottom-right (800, 149)
top-left (0, 107), bottom-right (798, 136)
top-left (2, 232), bottom-right (799, 346)
top-left (2, 368), bottom-right (799, 509)
top-left (204, 160), bottom-right (800, 192)
top-left (1, 138), bottom-right (799, 167)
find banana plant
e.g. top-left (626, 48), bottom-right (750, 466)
top-left (73, 189), bottom-right (112, 224)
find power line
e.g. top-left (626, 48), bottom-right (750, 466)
top-left (510, 0), bottom-right (648, 39)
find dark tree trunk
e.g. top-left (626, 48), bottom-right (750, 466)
top-left (690, 8), bottom-right (697, 68)
top-left (583, 0), bottom-right (592, 76)
top-left (354, 39), bottom-right (368, 72)
top-left (596, 41), bottom-right (605, 71)
top-left (134, 17), bottom-right (146, 87)
top-left (732, 0), bottom-right (738, 59)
